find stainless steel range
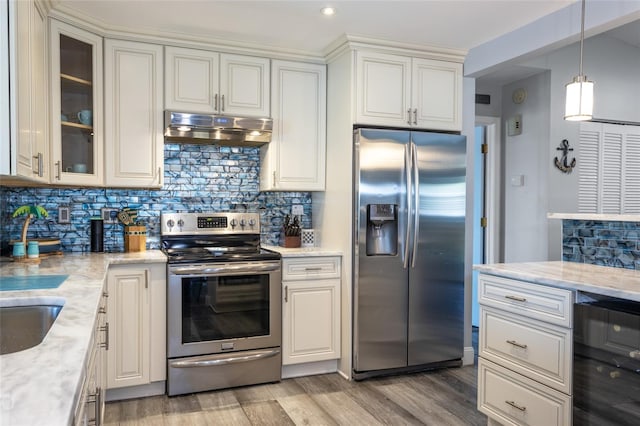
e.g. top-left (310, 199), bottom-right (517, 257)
top-left (161, 212), bottom-right (282, 396)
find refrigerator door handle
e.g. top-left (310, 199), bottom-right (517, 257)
top-left (411, 142), bottom-right (420, 268)
top-left (403, 143), bottom-right (412, 269)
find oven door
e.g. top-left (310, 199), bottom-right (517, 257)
top-left (167, 260), bottom-right (281, 358)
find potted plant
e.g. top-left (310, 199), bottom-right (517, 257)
top-left (12, 205), bottom-right (48, 245)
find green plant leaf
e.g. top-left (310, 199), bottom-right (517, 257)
top-left (12, 205), bottom-right (30, 217)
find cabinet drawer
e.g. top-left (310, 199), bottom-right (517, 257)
top-left (282, 257), bottom-right (340, 280)
top-left (479, 274), bottom-right (573, 327)
top-left (478, 358), bottom-right (572, 426)
top-left (480, 307), bottom-right (572, 394)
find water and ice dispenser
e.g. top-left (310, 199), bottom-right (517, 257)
top-left (366, 204), bottom-right (398, 256)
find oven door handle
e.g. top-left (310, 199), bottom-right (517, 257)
top-left (170, 263), bottom-right (280, 275)
top-left (169, 348), bottom-right (281, 368)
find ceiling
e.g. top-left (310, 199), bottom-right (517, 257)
top-left (54, 0), bottom-right (577, 55)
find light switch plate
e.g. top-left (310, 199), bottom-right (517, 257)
top-left (101, 208), bottom-right (118, 224)
top-left (58, 206), bottom-right (71, 224)
top-left (507, 114), bottom-right (522, 136)
top-left (291, 204), bottom-right (304, 215)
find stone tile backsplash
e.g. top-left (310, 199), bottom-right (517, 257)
top-left (562, 219), bottom-right (640, 269)
top-left (0, 144), bottom-right (312, 253)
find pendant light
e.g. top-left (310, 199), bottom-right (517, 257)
top-left (564, 0), bottom-right (594, 121)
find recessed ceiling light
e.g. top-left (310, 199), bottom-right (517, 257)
top-left (321, 7), bottom-right (336, 16)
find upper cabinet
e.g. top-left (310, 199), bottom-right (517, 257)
top-left (50, 19), bottom-right (103, 186)
top-left (260, 60), bottom-right (326, 191)
top-left (104, 39), bottom-right (164, 188)
top-left (4, 0), bottom-right (48, 182)
top-left (355, 51), bottom-right (462, 131)
top-left (165, 47), bottom-right (270, 117)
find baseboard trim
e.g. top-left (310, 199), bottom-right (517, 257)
top-left (105, 381), bottom-right (165, 402)
top-left (463, 346), bottom-right (475, 366)
top-left (281, 359), bottom-right (338, 379)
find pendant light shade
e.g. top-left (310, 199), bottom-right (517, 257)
top-left (564, 75), bottom-right (594, 121)
top-left (564, 0), bottom-right (594, 121)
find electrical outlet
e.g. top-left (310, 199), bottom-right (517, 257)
top-left (101, 208), bottom-right (118, 224)
top-left (291, 204), bottom-right (304, 215)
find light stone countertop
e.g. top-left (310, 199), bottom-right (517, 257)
top-left (548, 212), bottom-right (640, 222)
top-left (262, 245), bottom-right (343, 257)
top-left (474, 261), bottom-right (640, 302)
top-left (0, 251), bottom-right (166, 426)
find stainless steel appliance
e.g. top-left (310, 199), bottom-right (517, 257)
top-left (162, 212), bottom-right (282, 396)
top-left (353, 128), bottom-right (466, 379)
top-left (164, 111), bottom-right (272, 145)
top-left (574, 294), bottom-right (640, 425)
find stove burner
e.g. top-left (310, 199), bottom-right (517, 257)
top-left (161, 212), bottom-right (280, 264)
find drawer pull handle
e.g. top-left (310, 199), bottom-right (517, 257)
top-left (505, 295), bottom-right (527, 302)
top-left (304, 267), bottom-right (322, 271)
top-left (505, 400), bottom-right (527, 412)
top-left (506, 339), bottom-right (528, 349)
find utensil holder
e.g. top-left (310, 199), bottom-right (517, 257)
top-left (124, 225), bottom-right (147, 252)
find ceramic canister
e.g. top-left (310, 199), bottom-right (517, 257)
top-left (27, 241), bottom-right (39, 258)
top-left (12, 242), bottom-right (25, 258)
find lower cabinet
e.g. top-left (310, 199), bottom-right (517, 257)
top-left (75, 284), bottom-right (108, 425)
top-left (477, 273), bottom-right (574, 426)
top-left (282, 256), bottom-right (341, 366)
top-left (106, 263), bottom-right (165, 393)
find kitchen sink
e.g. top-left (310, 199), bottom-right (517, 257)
top-left (0, 304), bottom-right (63, 355)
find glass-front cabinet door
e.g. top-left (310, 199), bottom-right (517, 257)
top-left (50, 20), bottom-right (103, 185)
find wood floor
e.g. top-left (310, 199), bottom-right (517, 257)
top-left (104, 330), bottom-right (484, 425)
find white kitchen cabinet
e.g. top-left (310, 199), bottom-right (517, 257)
top-left (4, 0), bottom-right (48, 182)
top-left (106, 263), bottom-right (166, 391)
top-left (260, 60), bottom-right (326, 191)
top-left (165, 46), bottom-right (270, 117)
top-left (478, 273), bottom-right (574, 426)
top-left (282, 256), bottom-right (340, 365)
top-left (355, 51), bottom-right (462, 131)
top-left (49, 19), bottom-right (103, 186)
top-left (104, 39), bottom-right (164, 188)
top-left (75, 284), bottom-right (108, 426)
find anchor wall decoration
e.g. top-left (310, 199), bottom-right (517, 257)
top-left (554, 139), bottom-right (576, 173)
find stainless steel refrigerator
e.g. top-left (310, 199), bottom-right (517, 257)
top-left (353, 128), bottom-right (466, 379)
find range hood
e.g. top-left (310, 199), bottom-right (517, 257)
top-left (164, 111), bottom-right (272, 146)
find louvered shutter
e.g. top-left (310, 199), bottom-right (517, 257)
top-left (623, 131), bottom-right (640, 213)
top-left (602, 129), bottom-right (623, 213)
top-left (578, 126), bottom-right (600, 213)
top-left (578, 122), bottom-right (640, 214)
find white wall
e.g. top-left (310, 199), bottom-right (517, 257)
top-left (472, 28), bottom-right (640, 262)
top-left (475, 81), bottom-right (502, 117)
top-left (502, 72), bottom-right (551, 262)
top-left (524, 33), bottom-right (640, 259)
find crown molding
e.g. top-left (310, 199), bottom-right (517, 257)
top-left (48, 5), bottom-right (326, 63)
top-left (324, 34), bottom-right (467, 64)
top-left (48, 5), bottom-right (467, 65)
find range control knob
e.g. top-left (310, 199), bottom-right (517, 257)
top-left (239, 218), bottom-right (246, 228)
top-left (230, 218), bottom-right (238, 228)
top-left (248, 218), bottom-right (256, 228)
top-left (167, 219), bottom-right (175, 228)
top-left (177, 219), bottom-right (184, 228)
